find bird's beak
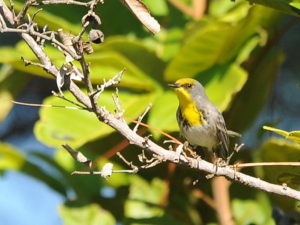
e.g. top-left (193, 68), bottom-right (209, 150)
top-left (168, 83), bottom-right (179, 88)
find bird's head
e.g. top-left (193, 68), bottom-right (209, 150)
top-left (168, 78), bottom-right (206, 103)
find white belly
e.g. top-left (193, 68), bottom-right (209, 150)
top-left (180, 123), bottom-right (217, 149)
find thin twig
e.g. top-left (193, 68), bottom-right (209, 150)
top-left (112, 87), bottom-right (124, 117)
top-left (133, 103), bottom-right (152, 133)
top-left (231, 162), bottom-right (300, 169)
top-left (37, 0), bottom-right (91, 7)
top-left (72, 169), bottom-right (137, 175)
top-left (15, 0), bottom-right (37, 25)
top-left (52, 91), bottom-right (90, 110)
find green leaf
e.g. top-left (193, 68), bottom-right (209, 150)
top-left (259, 138), bottom-right (300, 186)
top-left (143, 0), bottom-right (169, 16)
top-left (232, 199), bottom-right (275, 225)
top-left (0, 142), bottom-right (24, 170)
top-left (258, 138), bottom-right (300, 209)
top-left (34, 90), bottom-right (156, 148)
top-left (289, 131), bottom-right (300, 143)
top-left (263, 126), bottom-right (300, 143)
top-left (0, 42), bottom-right (65, 79)
top-left (0, 66), bottom-right (30, 122)
top-left (148, 90), bottom-right (179, 135)
top-left (165, 6), bottom-right (280, 81)
top-left (125, 176), bottom-right (165, 219)
top-left (0, 40), bottom-right (161, 91)
top-left (125, 176), bottom-right (184, 225)
top-left (0, 90), bottom-right (13, 122)
top-left (60, 203), bottom-right (115, 225)
top-left (88, 43), bottom-right (162, 91)
top-left (263, 126), bottom-right (289, 137)
top-left (199, 64), bottom-right (248, 112)
top-left (96, 37), bottom-right (166, 84)
top-left (248, 0), bottom-right (300, 17)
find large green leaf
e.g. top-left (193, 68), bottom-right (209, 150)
top-left (95, 37), bottom-right (166, 83)
top-left (198, 64), bottom-right (248, 112)
top-left (34, 90), bottom-right (156, 148)
top-left (259, 138), bottom-right (300, 187)
top-left (0, 39), bottom-right (160, 91)
top-left (86, 50), bottom-right (158, 91)
top-left (258, 138), bottom-right (300, 209)
top-left (124, 176), bottom-right (184, 225)
top-left (164, 6), bottom-right (279, 81)
top-left (0, 42), bottom-right (65, 79)
top-left (60, 203), bottom-right (115, 225)
top-left (232, 199), bottom-right (275, 225)
top-left (143, 0), bottom-right (169, 16)
top-left (148, 90), bottom-right (178, 134)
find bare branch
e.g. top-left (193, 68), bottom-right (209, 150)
top-left (15, 0), bottom-right (37, 25)
top-left (36, 0), bottom-right (91, 7)
top-left (112, 88), bottom-right (124, 118)
top-left (62, 144), bottom-right (92, 170)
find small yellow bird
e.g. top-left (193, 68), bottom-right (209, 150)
top-left (169, 78), bottom-right (239, 162)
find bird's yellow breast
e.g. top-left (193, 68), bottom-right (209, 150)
top-left (175, 88), bottom-right (204, 126)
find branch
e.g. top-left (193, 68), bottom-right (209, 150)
top-left (2, 0), bottom-right (300, 203)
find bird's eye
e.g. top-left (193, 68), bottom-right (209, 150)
top-left (185, 83), bottom-right (193, 88)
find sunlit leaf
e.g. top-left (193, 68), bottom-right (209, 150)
top-left (232, 199), bottom-right (275, 225)
top-left (260, 138), bottom-right (300, 185)
top-left (248, 0), bottom-right (300, 17)
top-left (263, 126), bottom-right (300, 143)
top-left (34, 90), bottom-right (156, 148)
top-left (0, 142), bottom-right (24, 170)
top-left (148, 90), bottom-right (178, 135)
top-left (263, 126), bottom-right (289, 138)
top-left (87, 49), bottom-right (161, 91)
top-left (0, 40), bottom-right (161, 91)
top-left (124, 176), bottom-right (184, 225)
top-left (200, 64), bottom-right (248, 112)
top-left (60, 203), bottom-right (115, 225)
top-left (258, 138), bottom-right (300, 209)
top-left (164, 6), bottom-right (280, 81)
top-left (143, 0), bottom-right (169, 16)
top-left (96, 37), bottom-right (166, 83)
top-left (0, 90), bottom-right (12, 122)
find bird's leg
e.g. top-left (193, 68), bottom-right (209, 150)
top-left (206, 150), bottom-right (227, 179)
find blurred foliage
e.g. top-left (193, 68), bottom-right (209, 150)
top-left (1, 0), bottom-right (300, 224)
top-left (257, 138), bottom-right (300, 210)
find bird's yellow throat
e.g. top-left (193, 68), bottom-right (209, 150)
top-left (175, 88), bottom-right (204, 126)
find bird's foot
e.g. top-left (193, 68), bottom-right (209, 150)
top-left (206, 158), bottom-right (227, 179)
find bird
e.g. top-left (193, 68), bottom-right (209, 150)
top-left (168, 78), bottom-right (240, 163)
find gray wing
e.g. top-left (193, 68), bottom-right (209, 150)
top-left (215, 114), bottom-right (229, 159)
